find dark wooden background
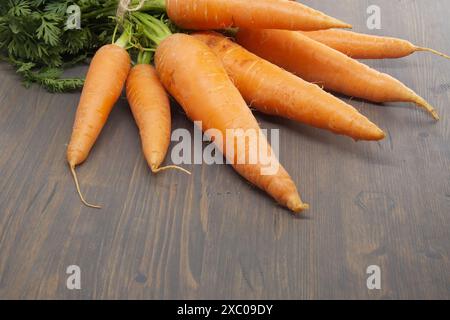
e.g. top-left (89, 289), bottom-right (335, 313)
top-left (1, 0), bottom-right (449, 299)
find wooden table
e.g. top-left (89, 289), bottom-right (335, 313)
top-left (1, 0), bottom-right (449, 299)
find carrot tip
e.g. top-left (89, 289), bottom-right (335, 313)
top-left (364, 127), bottom-right (386, 141)
top-left (416, 47), bottom-right (450, 61)
top-left (69, 164), bottom-right (102, 209)
top-left (412, 95), bottom-right (440, 121)
top-left (431, 110), bottom-right (440, 121)
top-left (286, 195), bottom-right (309, 213)
top-left (151, 165), bottom-right (191, 175)
top-left (332, 18), bottom-right (352, 29)
top-left (377, 130), bottom-right (387, 140)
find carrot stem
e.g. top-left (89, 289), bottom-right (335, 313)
top-left (138, 0), bottom-right (166, 11)
top-left (137, 50), bottom-right (153, 64)
top-left (112, 23), bottom-right (119, 44)
top-left (132, 12), bottom-right (172, 46)
top-left (115, 29), bottom-right (131, 48)
top-left (70, 165), bottom-right (102, 209)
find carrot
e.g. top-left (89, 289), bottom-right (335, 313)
top-left (236, 29), bottom-right (439, 120)
top-left (193, 31), bottom-right (385, 141)
top-left (164, 0), bottom-right (351, 31)
top-left (301, 29), bottom-right (450, 60)
top-left (155, 33), bottom-right (308, 212)
top-left (67, 31), bottom-right (131, 208)
top-left (126, 51), bottom-right (190, 175)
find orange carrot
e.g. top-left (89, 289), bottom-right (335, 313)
top-left (193, 31), bottom-right (385, 141)
top-left (126, 52), bottom-right (190, 175)
top-left (301, 29), bottom-right (450, 60)
top-left (165, 0), bottom-right (351, 31)
top-left (236, 28), bottom-right (439, 120)
top-left (67, 33), bottom-right (131, 208)
top-left (155, 33), bottom-right (308, 212)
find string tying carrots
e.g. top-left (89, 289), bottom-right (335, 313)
top-left (116, 0), bottom-right (146, 20)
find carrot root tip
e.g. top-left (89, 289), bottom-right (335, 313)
top-left (416, 47), bottom-right (450, 61)
top-left (377, 130), bottom-right (387, 141)
top-left (286, 195), bottom-right (309, 213)
top-left (412, 95), bottom-right (440, 121)
top-left (69, 165), bottom-right (102, 209)
top-left (431, 110), bottom-right (440, 121)
top-left (151, 165), bottom-right (191, 175)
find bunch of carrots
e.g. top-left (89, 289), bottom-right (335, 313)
top-left (66, 0), bottom-right (448, 213)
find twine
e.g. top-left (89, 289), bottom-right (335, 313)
top-left (116, 0), bottom-right (146, 20)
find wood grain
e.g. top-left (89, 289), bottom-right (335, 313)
top-left (0, 0), bottom-right (449, 299)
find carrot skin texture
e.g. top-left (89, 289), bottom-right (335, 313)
top-left (165, 0), bottom-right (351, 31)
top-left (193, 32), bottom-right (385, 141)
top-left (301, 29), bottom-right (417, 59)
top-left (67, 44), bottom-right (131, 166)
top-left (301, 29), bottom-right (450, 60)
top-left (236, 29), bottom-right (438, 120)
top-left (126, 64), bottom-right (171, 172)
top-left (155, 33), bottom-right (308, 212)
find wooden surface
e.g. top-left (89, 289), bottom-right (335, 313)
top-left (1, 0), bottom-right (450, 300)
